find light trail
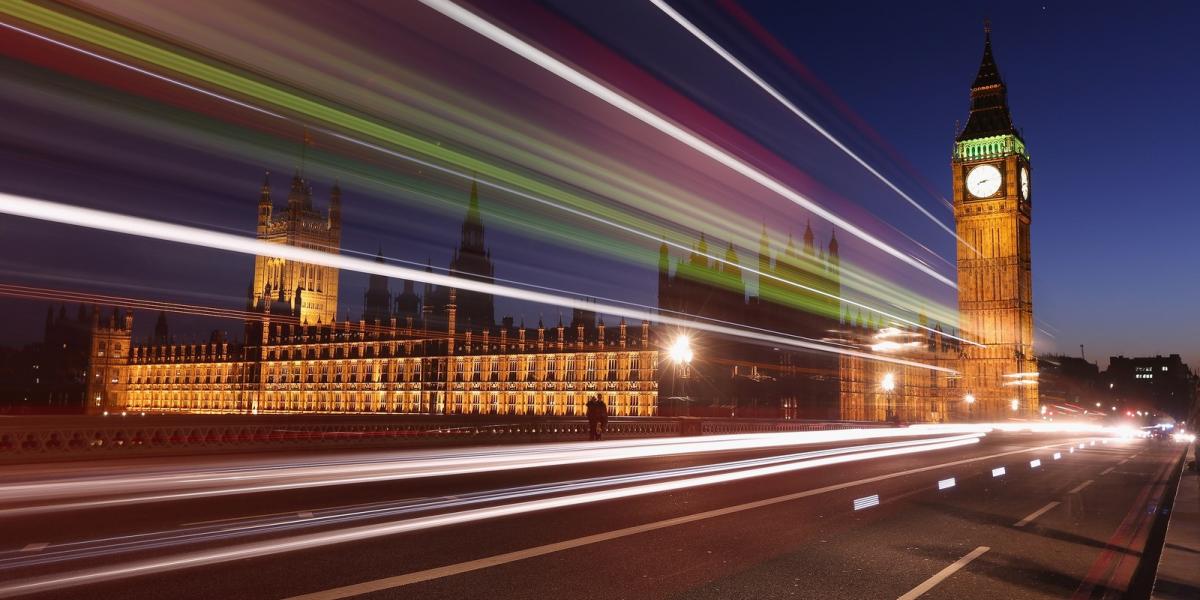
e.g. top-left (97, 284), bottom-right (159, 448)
top-left (331, 129), bottom-right (972, 343)
top-left (0, 192), bottom-right (959, 373)
top-left (0, 16), bottom-right (964, 341)
top-left (0, 427), bottom-right (992, 515)
top-left (418, 0), bottom-right (958, 289)
top-left (0, 434), bottom-right (980, 597)
top-left (0, 433), bottom-right (981, 571)
top-left (649, 0), bottom-right (972, 255)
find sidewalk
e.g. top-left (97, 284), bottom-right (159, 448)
top-left (1151, 444), bottom-right (1199, 599)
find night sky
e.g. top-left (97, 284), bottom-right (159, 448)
top-left (0, 0), bottom-right (1196, 370)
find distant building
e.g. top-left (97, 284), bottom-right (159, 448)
top-left (1103, 355), bottom-right (1196, 419)
top-left (657, 222), bottom-right (841, 418)
top-left (85, 177), bottom-right (658, 417)
top-left (1037, 355), bottom-right (1102, 412)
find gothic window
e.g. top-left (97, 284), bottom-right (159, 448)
top-left (608, 356), bottom-right (618, 380)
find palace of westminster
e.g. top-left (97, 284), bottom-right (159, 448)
top-left (41, 30), bottom-right (1039, 422)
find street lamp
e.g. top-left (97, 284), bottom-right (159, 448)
top-left (668, 335), bottom-right (694, 366)
top-left (1010, 398), bottom-right (1019, 412)
top-left (881, 373), bottom-right (897, 421)
top-left (881, 372), bottom-right (896, 392)
top-left (964, 393), bottom-right (975, 422)
top-left (668, 335), bottom-right (694, 416)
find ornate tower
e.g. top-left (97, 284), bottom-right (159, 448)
top-left (362, 248), bottom-right (392, 324)
top-left (953, 25), bottom-right (1037, 419)
top-left (447, 180), bottom-right (495, 330)
top-left (249, 172), bottom-right (342, 325)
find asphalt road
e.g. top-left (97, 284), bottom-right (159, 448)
top-left (0, 428), bottom-right (1183, 599)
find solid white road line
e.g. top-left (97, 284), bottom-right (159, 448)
top-left (1068, 480), bottom-right (1094, 494)
top-left (895, 546), bottom-right (990, 600)
top-left (1014, 501), bottom-right (1061, 527)
top-left (19, 544), bottom-right (48, 553)
top-left (1100, 467), bottom-right (1115, 476)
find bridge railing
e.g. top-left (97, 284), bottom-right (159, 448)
top-left (0, 414), bottom-right (887, 462)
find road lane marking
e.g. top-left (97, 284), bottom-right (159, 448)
top-left (297, 511), bottom-right (314, 519)
top-left (20, 544), bottom-right (48, 553)
top-left (853, 495), bottom-right (880, 510)
top-left (0, 440), bottom-right (1062, 599)
top-left (277, 445), bottom-right (1061, 600)
top-left (938, 477), bottom-right (955, 490)
top-left (1030, 459), bottom-right (1042, 468)
top-left (1118, 459), bottom-right (1129, 465)
top-left (1099, 467), bottom-right (1115, 476)
top-left (895, 546), bottom-right (990, 600)
top-left (992, 467), bottom-right (1006, 477)
top-left (1014, 501), bottom-right (1060, 527)
top-left (1068, 480), bottom-right (1093, 494)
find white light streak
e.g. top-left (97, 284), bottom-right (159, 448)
top-left (648, 0), bottom-right (969, 253)
top-left (853, 494), bottom-right (881, 510)
top-left (937, 477), bottom-right (956, 490)
top-left (419, 0), bottom-right (958, 289)
top-left (0, 428), bottom-right (988, 515)
top-left (0, 20), bottom-right (975, 347)
top-left (0, 435), bottom-right (978, 596)
top-left (0, 193), bottom-right (958, 373)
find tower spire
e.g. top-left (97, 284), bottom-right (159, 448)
top-left (958, 22), bottom-right (1015, 141)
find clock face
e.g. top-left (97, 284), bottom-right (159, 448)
top-left (1020, 167), bottom-right (1030, 199)
top-left (966, 164), bottom-right (1002, 198)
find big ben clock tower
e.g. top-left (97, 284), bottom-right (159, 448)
top-left (953, 24), bottom-right (1038, 420)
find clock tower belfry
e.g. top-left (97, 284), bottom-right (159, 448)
top-left (953, 25), bottom-right (1037, 420)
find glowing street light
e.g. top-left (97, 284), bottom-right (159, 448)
top-left (668, 335), bottom-right (694, 365)
top-left (881, 372), bottom-right (896, 392)
top-left (964, 394), bottom-right (975, 404)
top-left (1011, 399), bottom-right (1020, 412)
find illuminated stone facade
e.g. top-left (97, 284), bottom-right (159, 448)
top-left (118, 308), bottom-right (657, 417)
top-left (838, 320), bottom-right (961, 423)
top-left (250, 172), bottom-right (341, 325)
top-left (87, 178), bottom-right (658, 417)
top-left (838, 27), bottom-right (1037, 422)
top-left (952, 28), bottom-right (1038, 419)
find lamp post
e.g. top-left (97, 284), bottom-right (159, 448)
top-left (964, 393), bottom-right (975, 422)
top-left (668, 335), bottom-right (694, 416)
top-left (881, 372), bottom-right (896, 422)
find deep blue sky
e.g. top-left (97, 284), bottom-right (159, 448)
top-left (736, 0), bottom-right (1200, 368)
top-left (0, 1), bottom-right (1196, 371)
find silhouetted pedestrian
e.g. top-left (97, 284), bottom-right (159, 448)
top-left (586, 395), bottom-right (607, 441)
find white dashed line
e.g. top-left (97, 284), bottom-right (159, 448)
top-left (896, 546), bottom-right (991, 600)
top-left (1014, 502), bottom-right (1060, 527)
top-left (1068, 480), bottom-right (1094, 494)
